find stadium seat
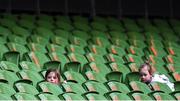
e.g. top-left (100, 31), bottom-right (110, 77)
top-left (105, 71), bottom-right (122, 82)
top-left (0, 82), bottom-right (16, 95)
top-left (105, 81), bottom-right (130, 94)
top-left (59, 92), bottom-right (85, 100)
top-left (82, 80), bottom-right (109, 94)
top-left (89, 37), bottom-right (111, 47)
top-left (110, 38), bottom-right (129, 48)
top-left (0, 18), bottom-right (17, 28)
top-left (27, 35), bottom-right (49, 46)
top-left (125, 45), bottom-right (145, 56)
top-left (56, 21), bottom-right (74, 31)
top-left (6, 42), bottom-right (28, 54)
top-left (17, 70), bottom-right (44, 86)
top-left (82, 62), bottom-right (111, 77)
top-left (37, 92), bottom-right (61, 100)
top-left (0, 60), bottom-right (20, 72)
top-left (129, 81), bottom-right (152, 94)
top-left (83, 71), bottom-right (107, 83)
top-left (18, 19), bottom-right (35, 30)
top-left (66, 44), bottom-right (85, 54)
top-left (165, 63), bottom-right (180, 73)
top-left (85, 53), bottom-right (106, 63)
top-left (14, 80), bottom-right (39, 95)
top-left (104, 53), bottom-right (124, 65)
top-left (23, 51), bottom-right (50, 67)
top-left (124, 72), bottom-right (140, 84)
top-left (91, 22), bottom-right (108, 32)
top-left (83, 92), bottom-right (107, 100)
top-left (50, 36), bottom-right (69, 47)
top-left (0, 94), bottom-right (13, 100)
top-left (26, 43), bottom-right (47, 53)
top-left (106, 45), bottom-right (126, 57)
top-left (37, 81), bottom-right (64, 95)
top-left (149, 82), bottom-right (173, 93)
top-left (73, 22), bottom-right (91, 32)
top-left (7, 35), bottom-right (27, 45)
top-left (0, 70), bottom-right (20, 85)
top-left (55, 15), bottom-right (71, 24)
top-left (46, 44), bottom-right (66, 54)
top-left (62, 71), bottom-right (86, 84)
top-left (61, 81), bottom-right (86, 94)
top-left (36, 20), bottom-right (55, 29)
top-left (54, 29), bottom-right (71, 39)
top-left (69, 36), bottom-right (88, 47)
top-left (149, 92), bottom-right (175, 100)
top-left (2, 51), bottom-right (20, 65)
top-left (85, 45), bottom-right (107, 55)
top-left (34, 27), bottom-right (54, 39)
top-left (12, 92), bottom-right (38, 100)
top-left (105, 91), bottom-right (131, 100)
top-left (11, 26), bottom-right (30, 37)
top-left (130, 92), bottom-right (153, 100)
top-left (19, 61), bottom-right (41, 72)
top-left (72, 30), bottom-right (90, 40)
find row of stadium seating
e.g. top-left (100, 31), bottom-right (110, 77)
top-left (0, 13), bottom-right (180, 100)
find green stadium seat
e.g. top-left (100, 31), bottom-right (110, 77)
top-left (165, 63), bottom-right (180, 73)
top-left (149, 92), bottom-right (175, 100)
top-left (37, 92), bottom-right (61, 100)
top-left (164, 55), bottom-right (180, 64)
top-left (89, 37), bottom-right (111, 47)
top-left (105, 91), bottom-right (131, 100)
top-left (104, 53), bottom-right (124, 64)
top-left (0, 61), bottom-right (20, 72)
top-left (23, 51), bottom-right (50, 67)
top-left (105, 71), bottom-right (122, 82)
top-left (59, 92), bottom-right (85, 100)
top-left (0, 94), bottom-right (13, 100)
top-left (93, 16), bottom-right (108, 25)
top-left (14, 80), bottom-right (39, 95)
top-left (150, 82), bottom-right (173, 93)
top-left (91, 21), bottom-right (108, 32)
top-left (110, 38), bottom-right (129, 48)
top-left (37, 81), bottom-right (64, 95)
top-left (19, 61), bottom-right (41, 72)
top-left (1, 13), bottom-right (18, 21)
top-left (50, 36), bottom-right (69, 47)
top-left (90, 30), bottom-right (109, 39)
top-left (26, 43), bottom-right (47, 53)
top-left (61, 81), bottom-right (86, 94)
top-left (46, 44), bottom-right (66, 54)
top-left (56, 21), bottom-right (74, 31)
top-left (128, 39), bottom-right (147, 48)
top-left (170, 72), bottom-right (180, 82)
top-left (105, 81), bottom-right (130, 94)
top-left (129, 81), bottom-right (152, 94)
top-left (67, 52), bottom-right (88, 67)
top-left (0, 36), bottom-right (7, 44)
top-left (69, 36), bottom-right (87, 47)
top-left (7, 35), bottom-right (27, 45)
top-left (172, 92), bottom-right (180, 100)
top-left (124, 72), bottom-right (140, 84)
top-left (0, 18), bottom-right (17, 28)
top-left (86, 45), bottom-right (107, 55)
top-left (107, 62), bottom-right (130, 82)
top-left (12, 92), bottom-right (38, 100)
top-left (0, 26), bottom-right (12, 36)
top-left (82, 80), bottom-right (109, 94)
top-left (109, 31), bottom-right (127, 39)
top-left (126, 45), bottom-right (144, 56)
top-left (123, 54), bottom-right (144, 68)
top-left (63, 71), bottom-right (86, 84)
top-left (83, 92), bottom-right (107, 100)
top-left (72, 30), bottom-right (90, 40)
top-left (0, 44), bottom-right (9, 60)
top-left (17, 70), bottom-right (44, 86)
top-left (34, 27), bottom-right (54, 39)
top-left (83, 71), bottom-right (107, 83)
top-left (36, 20), bottom-right (55, 29)
top-left (27, 35), bottom-right (49, 46)
top-left (66, 44), bottom-right (85, 54)
top-left (11, 26), bottom-right (30, 37)
top-left (3, 51), bottom-right (20, 65)
top-left (106, 45), bottom-right (126, 57)
top-left (0, 70), bottom-right (20, 85)
top-left (54, 29), bottom-right (71, 39)
top-left (0, 82), bottom-right (16, 95)
top-left (18, 19), bottom-right (35, 30)
top-left (82, 62), bottom-right (111, 77)
top-left (47, 52), bottom-right (69, 71)
top-left (85, 53), bottom-right (106, 63)
top-left (73, 22), bottom-right (91, 32)
top-left (130, 92), bottom-right (153, 100)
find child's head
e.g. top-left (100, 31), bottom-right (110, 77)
top-left (45, 68), bottom-right (60, 84)
top-left (139, 62), bottom-right (153, 84)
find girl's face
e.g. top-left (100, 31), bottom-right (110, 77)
top-left (140, 66), bottom-right (152, 84)
top-left (46, 72), bottom-right (59, 84)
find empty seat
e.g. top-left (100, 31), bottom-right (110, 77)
top-left (106, 45), bottom-right (126, 57)
top-left (83, 71), bottom-right (107, 83)
top-left (150, 82), bottom-right (173, 93)
top-left (85, 53), bottom-right (106, 63)
top-left (0, 82), bottom-right (16, 95)
top-left (130, 92), bottom-right (152, 100)
top-left (66, 44), bottom-right (85, 54)
top-left (11, 26), bottom-right (30, 37)
top-left (0, 94), bottom-right (12, 100)
top-left (50, 36), bottom-right (69, 47)
top-left (26, 43), bottom-right (47, 53)
top-left (46, 44), bottom-right (66, 54)
top-left (37, 92), bottom-right (61, 100)
top-left (69, 36), bottom-right (88, 47)
top-left (7, 35), bottom-right (27, 45)
top-left (82, 80), bottom-right (109, 94)
top-left (105, 81), bottom-right (130, 94)
top-left (12, 92), bottom-right (38, 100)
top-left (27, 35), bottom-right (49, 46)
top-left (60, 92), bottom-right (85, 100)
top-left (105, 91), bottom-right (131, 100)
top-left (61, 81), bottom-right (86, 94)
top-left (37, 81), bottom-right (64, 96)
top-left (104, 53), bottom-right (124, 65)
top-left (14, 80), bottom-right (39, 95)
top-left (34, 27), bottom-right (54, 39)
top-left (149, 92), bottom-right (175, 100)
top-left (0, 61), bottom-right (20, 72)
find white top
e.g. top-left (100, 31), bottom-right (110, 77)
top-left (151, 74), bottom-right (175, 91)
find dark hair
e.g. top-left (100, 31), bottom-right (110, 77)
top-left (139, 61), bottom-right (153, 74)
top-left (45, 68), bottom-right (60, 83)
